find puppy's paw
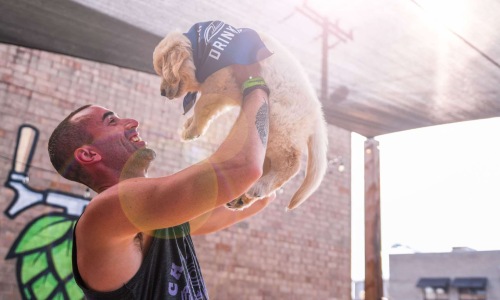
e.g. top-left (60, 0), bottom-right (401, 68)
top-left (181, 117), bottom-right (207, 140)
top-left (225, 195), bottom-right (257, 211)
top-left (181, 125), bottom-right (201, 141)
top-left (225, 197), bottom-right (247, 211)
top-left (183, 116), bottom-right (194, 130)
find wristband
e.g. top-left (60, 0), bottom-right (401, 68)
top-left (242, 85), bottom-right (271, 98)
top-left (241, 76), bottom-right (270, 98)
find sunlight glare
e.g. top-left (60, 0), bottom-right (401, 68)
top-left (418, 0), bottom-right (469, 32)
top-left (305, 0), bottom-right (345, 13)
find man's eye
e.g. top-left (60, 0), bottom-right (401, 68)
top-left (109, 118), bottom-right (116, 124)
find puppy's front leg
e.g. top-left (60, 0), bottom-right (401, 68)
top-left (182, 93), bottom-right (238, 140)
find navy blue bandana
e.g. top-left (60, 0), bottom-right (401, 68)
top-left (182, 20), bottom-right (273, 114)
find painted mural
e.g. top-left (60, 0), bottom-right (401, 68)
top-left (4, 124), bottom-right (88, 300)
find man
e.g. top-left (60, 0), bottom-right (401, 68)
top-left (48, 69), bottom-right (272, 299)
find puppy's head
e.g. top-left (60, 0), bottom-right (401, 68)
top-left (153, 31), bottom-right (198, 99)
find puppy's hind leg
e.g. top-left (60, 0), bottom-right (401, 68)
top-left (247, 147), bottom-right (301, 199)
top-left (226, 147), bottom-right (302, 210)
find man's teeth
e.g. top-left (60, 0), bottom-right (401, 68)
top-left (131, 136), bottom-right (141, 142)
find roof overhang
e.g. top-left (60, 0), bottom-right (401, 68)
top-left (2, 0), bottom-right (499, 137)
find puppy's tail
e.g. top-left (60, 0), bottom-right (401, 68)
top-left (287, 117), bottom-right (329, 211)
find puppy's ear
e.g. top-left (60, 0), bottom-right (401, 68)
top-left (161, 43), bottom-right (191, 83)
top-left (152, 32), bottom-right (189, 76)
top-left (152, 40), bottom-right (167, 76)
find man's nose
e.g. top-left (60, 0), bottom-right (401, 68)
top-left (124, 118), bottom-right (139, 130)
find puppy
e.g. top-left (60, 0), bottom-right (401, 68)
top-left (153, 21), bottom-right (328, 211)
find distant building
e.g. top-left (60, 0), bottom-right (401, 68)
top-left (352, 280), bottom-right (389, 300)
top-left (353, 280), bottom-right (365, 300)
top-left (389, 248), bottom-right (500, 300)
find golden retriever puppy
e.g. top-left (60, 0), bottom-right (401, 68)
top-left (153, 21), bottom-right (328, 211)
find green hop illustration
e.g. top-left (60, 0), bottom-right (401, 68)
top-left (6, 212), bottom-right (84, 300)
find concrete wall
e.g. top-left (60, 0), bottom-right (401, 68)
top-left (389, 250), bottom-right (500, 300)
top-left (0, 43), bottom-right (352, 300)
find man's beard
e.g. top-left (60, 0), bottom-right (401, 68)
top-left (120, 148), bottom-right (156, 180)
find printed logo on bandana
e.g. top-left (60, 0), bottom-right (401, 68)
top-left (203, 21), bottom-right (226, 43)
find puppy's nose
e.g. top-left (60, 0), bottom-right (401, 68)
top-left (160, 89), bottom-right (166, 97)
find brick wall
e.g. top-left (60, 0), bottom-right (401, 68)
top-left (0, 43), bottom-right (351, 300)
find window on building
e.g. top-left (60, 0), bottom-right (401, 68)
top-left (457, 287), bottom-right (487, 300)
top-left (423, 286), bottom-right (449, 300)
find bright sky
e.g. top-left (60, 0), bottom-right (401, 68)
top-left (350, 117), bottom-right (500, 280)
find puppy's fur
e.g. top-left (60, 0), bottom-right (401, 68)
top-left (153, 31), bottom-right (328, 211)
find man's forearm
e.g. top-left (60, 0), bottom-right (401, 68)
top-left (190, 193), bottom-right (275, 235)
top-left (209, 88), bottom-right (270, 198)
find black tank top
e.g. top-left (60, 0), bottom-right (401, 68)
top-left (72, 222), bottom-right (209, 299)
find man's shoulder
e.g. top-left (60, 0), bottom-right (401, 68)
top-left (83, 185), bottom-right (120, 212)
top-left (77, 184), bottom-right (141, 241)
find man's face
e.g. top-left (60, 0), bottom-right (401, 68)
top-left (72, 105), bottom-right (155, 175)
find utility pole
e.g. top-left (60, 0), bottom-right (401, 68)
top-left (293, 2), bottom-right (353, 102)
top-left (364, 138), bottom-right (384, 300)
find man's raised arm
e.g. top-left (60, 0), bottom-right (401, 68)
top-left (82, 79), bottom-right (270, 237)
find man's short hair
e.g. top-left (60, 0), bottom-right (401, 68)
top-left (48, 104), bottom-right (93, 185)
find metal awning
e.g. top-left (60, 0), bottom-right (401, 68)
top-left (451, 277), bottom-right (488, 289)
top-left (416, 278), bottom-right (450, 288)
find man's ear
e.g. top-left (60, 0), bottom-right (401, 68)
top-left (74, 147), bottom-right (101, 165)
